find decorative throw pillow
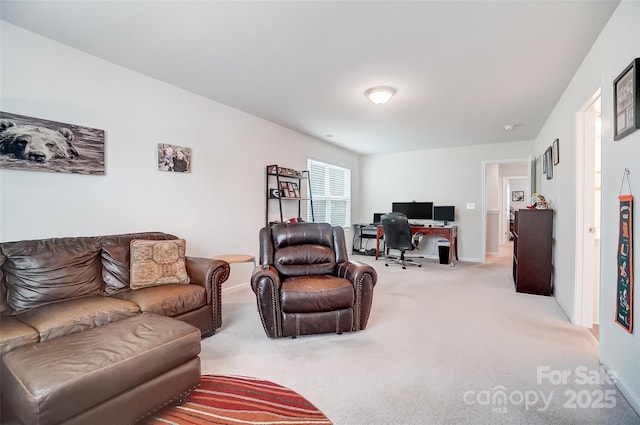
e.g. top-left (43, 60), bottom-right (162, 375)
top-left (129, 239), bottom-right (190, 289)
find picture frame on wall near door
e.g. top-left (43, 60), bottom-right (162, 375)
top-left (544, 146), bottom-right (553, 180)
top-left (613, 58), bottom-right (640, 141)
top-left (512, 191), bottom-right (525, 202)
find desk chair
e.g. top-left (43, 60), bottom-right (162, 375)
top-left (381, 212), bottom-right (424, 269)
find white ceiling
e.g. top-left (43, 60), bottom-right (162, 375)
top-left (0, 1), bottom-right (619, 155)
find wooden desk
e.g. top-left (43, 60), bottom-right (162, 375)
top-left (375, 225), bottom-right (458, 264)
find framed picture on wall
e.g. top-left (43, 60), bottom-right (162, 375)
top-left (614, 58), bottom-right (640, 141)
top-left (544, 146), bottom-right (553, 180)
top-left (0, 111), bottom-right (105, 175)
top-left (158, 143), bottom-right (192, 172)
top-left (512, 191), bottom-right (525, 202)
top-left (552, 138), bottom-right (559, 165)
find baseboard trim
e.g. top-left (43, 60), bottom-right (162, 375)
top-left (600, 360), bottom-right (640, 417)
top-left (223, 282), bottom-right (249, 291)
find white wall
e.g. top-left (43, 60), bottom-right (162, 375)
top-left (360, 140), bottom-right (533, 262)
top-left (486, 163), bottom-right (500, 210)
top-left (0, 22), bottom-right (360, 263)
top-left (533, 0), bottom-right (639, 412)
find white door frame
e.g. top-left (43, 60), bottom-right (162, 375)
top-left (481, 157), bottom-right (533, 262)
top-left (574, 88), bottom-right (601, 326)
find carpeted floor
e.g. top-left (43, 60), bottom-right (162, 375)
top-left (141, 375), bottom-right (332, 425)
top-left (198, 251), bottom-right (640, 425)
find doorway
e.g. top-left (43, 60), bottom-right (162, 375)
top-left (482, 158), bottom-right (532, 264)
top-left (575, 91), bottom-right (601, 335)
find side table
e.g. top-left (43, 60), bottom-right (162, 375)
top-left (212, 254), bottom-right (256, 267)
top-left (212, 254), bottom-right (256, 289)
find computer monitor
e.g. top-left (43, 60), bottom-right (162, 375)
top-left (372, 213), bottom-right (384, 224)
top-left (433, 206), bottom-right (455, 225)
top-left (391, 202), bottom-right (433, 220)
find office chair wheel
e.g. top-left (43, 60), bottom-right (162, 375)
top-left (402, 266), bottom-right (406, 269)
top-left (418, 264), bottom-right (422, 267)
top-left (385, 264), bottom-right (389, 267)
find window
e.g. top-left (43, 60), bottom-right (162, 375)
top-left (307, 159), bottom-right (351, 227)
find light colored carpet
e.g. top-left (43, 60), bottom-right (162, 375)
top-left (200, 253), bottom-right (640, 425)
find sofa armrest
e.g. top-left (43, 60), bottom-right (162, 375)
top-left (185, 257), bottom-right (229, 331)
top-left (250, 265), bottom-right (282, 338)
top-left (336, 261), bottom-right (377, 331)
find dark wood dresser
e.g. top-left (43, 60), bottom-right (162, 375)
top-left (512, 209), bottom-right (553, 295)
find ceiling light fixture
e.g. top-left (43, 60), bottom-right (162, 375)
top-left (365, 86), bottom-right (396, 104)
top-left (503, 124), bottom-right (516, 131)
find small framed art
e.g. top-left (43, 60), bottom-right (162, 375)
top-left (614, 58), bottom-right (640, 141)
top-left (552, 138), bottom-right (559, 165)
top-left (544, 146), bottom-right (553, 180)
top-left (512, 191), bottom-right (525, 202)
top-left (158, 143), bottom-right (191, 173)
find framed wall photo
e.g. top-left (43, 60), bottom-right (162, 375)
top-left (512, 191), bottom-right (525, 202)
top-left (544, 146), bottom-right (553, 180)
top-left (158, 143), bottom-right (191, 172)
top-left (552, 138), bottom-right (559, 165)
top-left (614, 58), bottom-right (640, 141)
top-left (0, 111), bottom-right (105, 175)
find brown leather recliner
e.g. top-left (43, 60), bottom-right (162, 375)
top-left (251, 222), bottom-right (377, 338)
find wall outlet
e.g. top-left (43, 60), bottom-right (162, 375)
top-left (466, 203), bottom-right (476, 209)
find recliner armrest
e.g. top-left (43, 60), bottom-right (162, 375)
top-left (250, 265), bottom-right (281, 293)
top-left (336, 261), bottom-right (377, 287)
top-left (336, 261), bottom-right (377, 331)
top-left (250, 265), bottom-right (283, 338)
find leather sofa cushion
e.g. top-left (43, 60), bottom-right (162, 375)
top-left (0, 315), bottom-right (38, 355)
top-left (1, 237), bottom-right (103, 314)
top-left (280, 275), bottom-right (354, 313)
top-left (115, 284), bottom-right (206, 317)
top-left (100, 232), bottom-right (176, 294)
top-left (1, 313), bottom-right (201, 425)
top-left (16, 295), bottom-right (140, 341)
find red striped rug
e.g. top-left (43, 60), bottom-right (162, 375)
top-left (141, 375), bottom-right (333, 425)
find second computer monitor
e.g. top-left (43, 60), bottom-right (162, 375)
top-left (433, 206), bottom-right (455, 224)
top-left (391, 202), bottom-right (433, 220)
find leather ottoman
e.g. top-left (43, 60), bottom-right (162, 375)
top-left (1, 313), bottom-right (201, 425)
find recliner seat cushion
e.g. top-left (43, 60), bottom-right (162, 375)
top-left (1, 237), bottom-right (103, 314)
top-left (280, 275), bottom-right (354, 313)
top-left (15, 295), bottom-right (140, 341)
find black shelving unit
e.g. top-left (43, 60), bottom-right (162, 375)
top-left (265, 165), bottom-right (314, 226)
top-left (352, 224), bottom-right (378, 256)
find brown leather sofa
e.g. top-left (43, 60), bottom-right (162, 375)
top-left (0, 231), bottom-right (229, 424)
top-left (251, 222), bottom-right (377, 338)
